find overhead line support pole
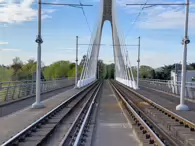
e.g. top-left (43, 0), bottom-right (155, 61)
top-left (126, 1), bottom-right (190, 110)
top-left (176, 0), bottom-right (190, 111)
top-left (137, 36), bottom-right (140, 90)
top-left (75, 36), bottom-right (79, 88)
top-left (32, 1), bottom-right (92, 108)
top-left (32, 0), bottom-right (44, 109)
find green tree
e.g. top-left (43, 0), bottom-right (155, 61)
top-left (0, 66), bottom-right (13, 82)
top-left (189, 63), bottom-right (195, 69)
top-left (97, 60), bottom-right (107, 79)
top-left (11, 57), bottom-right (23, 80)
top-left (43, 61), bottom-right (71, 79)
top-left (20, 59), bottom-right (36, 80)
top-left (139, 65), bottom-right (154, 79)
top-left (80, 55), bottom-right (87, 66)
top-left (105, 63), bottom-right (115, 79)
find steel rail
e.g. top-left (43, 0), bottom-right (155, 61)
top-left (110, 81), bottom-right (165, 146)
top-left (59, 82), bottom-right (102, 146)
top-left (111, 81), bottom-right (179, 146)
top-left (116, 80), bottom-right (195, 131)
top-left (1, 81), bottom-right (98, 146)
top-left (73, 82), bottom-right (102, 146)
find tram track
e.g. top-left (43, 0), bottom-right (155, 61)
top-left (110, 80), bottom-right (195, 146)
top-left (1, 81), bottom-right (102, 146)
top-left (3, 79), bottom-right (195, 146)
top-left (59, 81), bottom-right (102, 146)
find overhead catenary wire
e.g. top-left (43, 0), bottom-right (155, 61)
top-left (125, 0), bottom-right (149, 39)
top-left (78, 0), bottom-right (92, 34)
top-left (77, 0), bottom-right (96, 81)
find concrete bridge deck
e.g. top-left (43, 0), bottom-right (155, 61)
top-left (0, 81), bottom-right (141, 146)
top-left (1, 81), bottom-right (195, 145)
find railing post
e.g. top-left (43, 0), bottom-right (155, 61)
top-left (30, 82), bottom-right (34, 95)
top-left (5, 87), bottom-right (9, 101)
top-left (5, 82), bottom-right (11, 101)
top-left (12, 85), bottom-right (17, 99)
top-left (17, 84), bottom-right (22, 99)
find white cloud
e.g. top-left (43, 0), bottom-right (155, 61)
top-left (56, 47), bottom-right (81, 51)
top-left (117, 0), bottom-right (195, 30)
top-left (0, 0), bottom-right (55, 23)
top-left (0, 48), bottom-right (21, 52)
top-left (138, 6), bottom-right (195, 29)
top-left (0, 42), bottom-right (8, 45)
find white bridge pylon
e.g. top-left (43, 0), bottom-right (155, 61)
top-left (77, 0), bottom-right (138, 89)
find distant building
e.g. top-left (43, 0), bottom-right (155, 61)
top-left (171, 70), bottom-right (195, 83)
top-left (169, 70), bottom-right (195, 98)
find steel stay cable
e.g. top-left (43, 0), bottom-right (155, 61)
top-left (125, 0), bottom-right (149, 39)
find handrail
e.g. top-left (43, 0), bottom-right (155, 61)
top-left (0, 79), bottom-right (75, 102)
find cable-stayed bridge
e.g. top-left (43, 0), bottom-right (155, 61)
top-left (77, 0), bottom-right (137, 89)
top-left (0, 0), bottom-right (195, 146)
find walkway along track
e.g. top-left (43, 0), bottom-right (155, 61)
top-left (110, 80), bottom-right (195, 146)
top-left (1, 81), bottom-right (102, 146)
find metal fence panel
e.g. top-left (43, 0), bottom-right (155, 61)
top-left (140, 79), bottom-right (195, 99)
top-left (0, 78), bottom-right (74, 103)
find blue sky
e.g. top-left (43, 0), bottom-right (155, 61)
top-left (0, 0), bottom-right (195, 68)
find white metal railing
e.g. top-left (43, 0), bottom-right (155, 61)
top-left (140, 78), bottom-right (195, 86)
top-left (139, 79), bottom-right (195, 99)
top-left (0, 78), bottom-right (74, 102)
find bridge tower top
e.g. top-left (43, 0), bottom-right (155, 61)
top-left (102, 0), bottom-right (112, 21)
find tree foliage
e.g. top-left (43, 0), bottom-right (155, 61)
top-left (104, 63), bottom-right (115, 79)
top-left (1, 56), bottom-right (195, 81)
top-left (139, 65), bottom-right (155, 79)
top-left (0, 66), bottom-right (13, 82)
